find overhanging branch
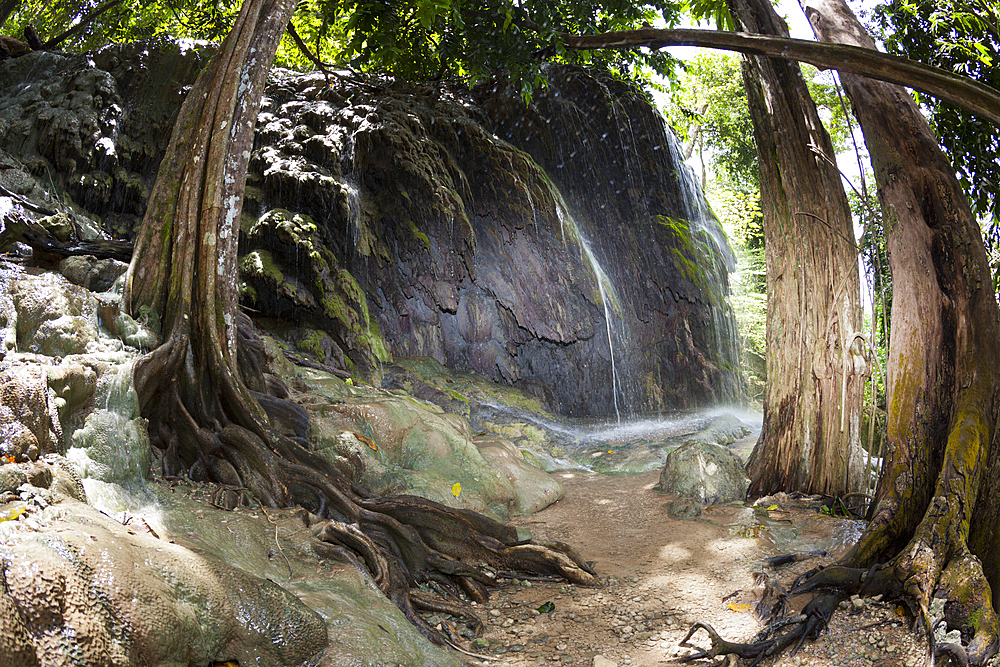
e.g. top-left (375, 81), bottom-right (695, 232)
top-left (559, 28), bottom-right (1000, 127)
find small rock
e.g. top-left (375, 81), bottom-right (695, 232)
top-left (593, 656), bottom-right (617, 667)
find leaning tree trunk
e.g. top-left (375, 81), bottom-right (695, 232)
top-left (798, 0), bottom-right (1000, 662)
top-left (123, 0), bottom-right (598, 650)
top-left (728, 0), bottom-right (869, 498)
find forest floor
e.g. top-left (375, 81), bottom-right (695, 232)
top-left (465, 470), bottom-right (931, 667)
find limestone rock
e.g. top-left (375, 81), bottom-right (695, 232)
top-left (0, 365), bottom-right (62, 460)
top-left (0, 500), bottom-right (327, 667)
top-left (657, 440), bottom-right (749, 505)
top-left (59, 255), bottom-right (127, 292)
top-left (10, 272), bottom-right (101, 357)
top-left (694, 414), bottom-right (752, 445)
top-left (474, 435), bottom-right (565, 514)
top-left (301, 368), bottom-right (564, 520)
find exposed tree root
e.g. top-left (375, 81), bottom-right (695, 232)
top-left (678, 594), bottom-right (842, 667)
top-left (135, 315), bottom-right (600, 648)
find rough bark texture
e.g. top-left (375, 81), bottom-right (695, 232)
top-left (691, 2), bottom-right (1000, 664)
top-left (560, 27), bottom-right (1000, 126)
top-left (798, 1), bottom-right (1000, 662)
top-left (728, 0), bottom-right (868, 498)
top-left (122, 0), bottom-right (599, 650)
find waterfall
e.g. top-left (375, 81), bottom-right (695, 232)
top-left (583, 240), bottom-right (622, 423)
top-left (555, 199), bottom-right (624, 422)
top-left (66, 358), bottom-right (157, 513)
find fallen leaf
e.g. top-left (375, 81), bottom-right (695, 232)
top-left (726, 603), bottom-right (751, 613)
top-left (452, 482), bottom-right (462, 497)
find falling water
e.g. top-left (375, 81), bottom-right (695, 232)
top-left (342, 180), bottom-right (363, 249)
top-left (554, 199), bottom-right (624, 422)
top-left (580, 240), bottom-right (622, 423)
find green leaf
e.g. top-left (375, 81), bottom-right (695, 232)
top-left (536, 601), bottom-right (555, 613)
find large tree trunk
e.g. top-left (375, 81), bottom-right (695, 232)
top-left (124, 0), bottom-right (293, 493)
top-left (727, 0), bottom-right (868, 498)
top-left (800, 0), bottom-right (1000, 662)
top-left (681, 2), bottom-right (1000, 664)
top-left (122, 0), bottom-right (598, 652)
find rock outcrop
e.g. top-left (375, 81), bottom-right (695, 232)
top-left (655, 415), bottom-right (754, 505)
top-left (0, 42), bottom-right (742, 419)
top-left (246, 67), bottom-right (743, 417)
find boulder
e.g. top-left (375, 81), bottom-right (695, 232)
top-left (0, 365), bottom-right (62, 461)
top-left (59, 255), bottom-right (127, 292)
top-left (10, 272), bottom-right (101, 357)
top-left (0, 500), bottom-right (328, 667)
top-left (656, 440), bottom-right (749, 505)
top-left (474, 435), bottom-right (565, 514)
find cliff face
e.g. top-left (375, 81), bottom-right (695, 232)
top-left (245, 67), bottom-right (742, 416)
top-left (0, 43), bottom-right (741, 418)
top-left (477, 66), bottom-right (743, 415)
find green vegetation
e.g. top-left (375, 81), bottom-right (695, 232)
top-left (3, 0), bottom-right (686, 103)
top-left (870, 0), bottom-right (999, 230)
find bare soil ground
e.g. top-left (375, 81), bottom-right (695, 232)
top-left (468, 470), bottom-right (930, 667)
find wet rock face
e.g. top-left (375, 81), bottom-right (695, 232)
top-left (0, 39), bottom-right (214, 237)
top-left (478, 66), bottom-right (743, 413)
top-left (0, 42), bottom-right (742, 418)
top-left (247, 67), bottom-right (742, 417)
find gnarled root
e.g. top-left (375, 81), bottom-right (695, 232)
top-left (934, 549), bottom-right (1000, 665)
top-left (136, 316), bottom-right (602, 648)
top-left (677, 594), bottom-right (843, 667)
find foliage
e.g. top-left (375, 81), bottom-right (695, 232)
top-left (664, 52), bottom-right (757, 187)
top-left (8, 0), bottom-right (686, 101)
top-left (853, 178), bottom-right (890, 366)
top-left (870, 0), bottom-right (999, 229)
top-left (2, 0), bottom-right (242, 50)
top-left (289, 0), bottom-right (684, 93)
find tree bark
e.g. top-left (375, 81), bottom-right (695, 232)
top-left (798, 2), bottom-right (1000, 662)
top-left (124, 0), bottom-right (291, 464)
top-left (727, 0), bottom-right (868, 497)
top-left (122, 0), bottom-right (599, 650)
top-left (558, 27), bottom-right (1000, 127)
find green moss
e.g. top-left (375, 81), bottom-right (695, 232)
top-left (239, 281), bottom-right (257, 303)
top-left (670, 247), bottom-right (703, 287)
top-left (240, 250), bottom-right (284, 284)
top-left (406, 217), bottom-right (432, 250)
top-left (655, 215), bottom-right (693, 243)
top-left (295, 328), bottom-right (328, 359)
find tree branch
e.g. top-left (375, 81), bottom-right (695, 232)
top-left (41, 0), bottom-right (125, 50)
top-left (286, 22), bottom-right (333, 73)
top-left (558, 27), bottom-right (1000, 127)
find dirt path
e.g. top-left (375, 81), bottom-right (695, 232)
top-left (468, 471), bottom-right (928, 667)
